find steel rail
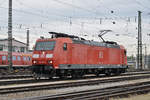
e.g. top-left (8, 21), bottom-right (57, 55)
top-left (22, 81), bottom-right (150, 100)
top-left (1, 74), bottom-right (150, 94)
top-left (0, 75), bottom-right (33, 80)
top-left (1, 71), bottom-right (150, 86)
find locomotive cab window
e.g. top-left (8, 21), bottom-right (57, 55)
top-left (35, 41), bottom-right (56, 51)
top-left (63, 43), bottom-right (67, 51)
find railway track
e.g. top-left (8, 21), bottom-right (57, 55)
top-left (22, 81), bottom-right (150, 100)
top-left (1, 73), bottom-right (150, 95)
top-left (1, 71), bottom-right (150, 86)
top-left (0, 75), bottom-right (33, 80)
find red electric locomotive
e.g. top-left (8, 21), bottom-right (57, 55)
top-left (32, 32), bottom-right (127, 79)
top-left (0, 51), bottom-right (32, 74)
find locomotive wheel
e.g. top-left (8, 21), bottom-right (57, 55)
top-left (59, 75), bottom-right (66, 79)
top-left (33, 72), bottom-right (40, 80)
top-left (71, 74), bottom-right (78, 79)
top-left (95, 70), bottom-right (100, 77)
top-left (96, 73), bottom-right (100, 77)
top-left (114, 69), bottom-right (121, 76)
top-left (48, 70), bottom-right (56, 79)
top-left (105, 69), bottom-right (111, 76)
top-left (114, 72), bottom-right (121, 76)
top-left (48, 76), bottom-right (53, 80)
top-left (105, 73), bottom-right (111, 76)
top-left (71, 70), bottom-right (84, 79)
top-left (34, 76), bottom-right (40, 80)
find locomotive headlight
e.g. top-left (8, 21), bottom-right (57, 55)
top-left (46, 54), bottom-right (53, 58)
top-left (48, 60), bottom-right (53, 64)
top-left (33, 60), bottom-right (37, 64)
top-left (32, 54), bottom-right (39, 58)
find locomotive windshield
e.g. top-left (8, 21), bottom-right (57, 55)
top-left (35, 41), bottom-right (56, 51)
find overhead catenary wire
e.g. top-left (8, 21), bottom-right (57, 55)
top-left (0, 0), bottom-right (141, 35)
top-left (51, 0), bottom-right (103, 16)
top-left (0, 0), bottom-right (149, 54)
top-left (0, 3), bottom-right (103, 33)
top-left (15, 0), bottom-right (70, 19)
top-left (134, 0), bottom-right (150, 10)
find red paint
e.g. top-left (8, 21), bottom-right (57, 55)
top-left (32, 37), bottom-right (127, 69)
top-left (0, 51), bottom-right (32, 67)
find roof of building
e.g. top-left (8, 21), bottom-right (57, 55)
top-left (0, 38), bottom-right (26, 45)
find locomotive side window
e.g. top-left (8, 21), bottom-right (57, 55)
top-left (63, 43), bottom-right (67, 51)
top-left (27, 56), bottom-right (31, 61)
top-left (17, 56), bottom-right (21, 61)
top-left (23, 56), bottom-right (27, 61)
top-left (13, 56), bottom-right (16, 61)
top-left (29, 57), bottom-right (31, 61)
top-left (2, 56), bottom-right (6, 61)
top-left (35, 41), bottom-right (56, 51)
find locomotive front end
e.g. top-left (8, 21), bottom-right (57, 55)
top-left (32, 39), bottom-right (56, 79)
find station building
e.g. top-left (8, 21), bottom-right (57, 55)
top-left (0, 38), bottom-right (28, 53)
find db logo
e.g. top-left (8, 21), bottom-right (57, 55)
top-left (41, 52), bottom-right (45, 58)
top-left (41, 54), bottom-right (45, 58)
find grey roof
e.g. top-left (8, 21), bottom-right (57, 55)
top-left (72, 39), bottom-right (120, 49)
top-left (0, 38), bottom-right (26, 45)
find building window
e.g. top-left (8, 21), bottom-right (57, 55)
top-left (21, 47), bottom-right (25, 52)
top-left (0, 45), bottom-right (3, 51)
top-left (12, 46), bottom-right (17, 52)
top-left (12, 46), bottom-right (15, 52)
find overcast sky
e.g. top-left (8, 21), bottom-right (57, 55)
top-left (0, 0), bottom-right (150, 56)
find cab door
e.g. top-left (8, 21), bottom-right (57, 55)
top-left (66, 43), bottom-right (72, 64)
top-left (62, 43), bottom-right (68, 64)
top-left (61, 43), bottom-right (72, 64)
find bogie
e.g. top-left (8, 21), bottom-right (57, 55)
top-left (32, 67), bottom-right (126, 79)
